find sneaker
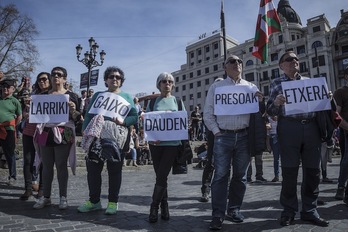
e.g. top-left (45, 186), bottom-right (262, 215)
top-left (199, 193), bottom-right (209, 202)
top-left (77, 200), bottom-right (102, 213)
top-left (255, 177), bottom-right (267, 182)
top-left (226, 208), bottom-right (244, 223)
top-left (20, 190), bottom-right (32, 201)
top-left (33, 197), bottom-right (51, 209)
top-left (271, 176), bottom-right (279, 182)
top-left (209, 217), bottom-right (223, 230)
top-left (105, 202), bottom-right (118, 215)
top-left (335, 187), bottom-right (345, 200)
top-left (59, 196), bottom-right (68, 210)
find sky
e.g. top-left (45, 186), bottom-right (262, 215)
top-left (1, 0), bottom-right (347, 97)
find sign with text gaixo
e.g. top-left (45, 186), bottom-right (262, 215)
top-left (88, 92), bottom-right (131, 123)
top-left (214, 85), bottom-right (259, 115)
top-left (29, 94), bottom-right (69, 123)
top-left (143, 111), bottom-right (188, 141)
top-left (282, 77), bottom-right (331, 115)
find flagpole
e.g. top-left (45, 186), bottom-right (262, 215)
top-left (221, 0), bottom-right (227, 61)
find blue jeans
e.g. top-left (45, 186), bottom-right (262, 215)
top-left (211, 130), bottom-right (250, 219)
top-left (337, 132), bottom-right (348, 188)
top-left (270, 134), bottom-right (281, 177)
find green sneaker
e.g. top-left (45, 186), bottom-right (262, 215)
top-left (77, 200), bottom-right (102, 213)
top-left (105, 202), bottom-right (118, 215)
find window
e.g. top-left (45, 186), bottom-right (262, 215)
top-left (312, 55), bottom-right (325, 67)
top-left (197, 49), bottom-right (202, 56)
top-left (182, 74), bottom-right (186, 80)
top-left (190, 83), bottom-right (193, 89)
top-left (197, 81), bottom-right (201, 87)
top-left (175, 76), bottom-right (179, 82)
top-left (271, 53), bottom-right (278, 62)
top-left (189, 94), bottom-right (193, 100)
top-left (245, 73), bottom-right (254, 82)
top-left (299, 62), bottom-right (307, 73)
top-left (262, 71), bottom-right (268, 81)
top-left (246, 60), bottom-right (254, 66)
top-left (263, 86), bottom-right (269, 96)
top-left (297, 45), bottom-right (305, 54)
top-left (190, 72), bottom-right (193, 78)
top-left (271, 68), bottom-right (280, 79)
top-left (182, 96), bottom-right (186, 101)
top-left (213, 65), bottom-right (218, 71)
top-left (205, 46), bottom-right (210, 53)
top-left (291, 34), bottom-right (295, 41)
top-left (206, 57), bottom-right (210, 61)
top-left (278, 35), bottom-right (283, 43)
top-left (190, 52), bottom-right (194, 58)
top-left (205, 67), bottom-right (209, 74)
top-left (197, 92), bottom-right (201, 98)
top-left (313, 26), bottom-right (321, 33)
top-left (182, 85), bottom-right (186, 91)
top-left (205, 78), bottom-right (210, 85)
top-left (175, 87), bottom-right (178, 92)
top-left (213, 42), bottom-right (218, 49)
top-left (198, 59), bottom-right (202, 63)
top-left (312, 41), bottom-right (323, 49)
top-left (342, 45), bottom-right (348, 54)
top-left (249, 47), bottom-right (253, 52)
top-left (197, 70), bottom-right (201, 76)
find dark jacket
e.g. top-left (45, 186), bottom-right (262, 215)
top-left (249, 102), bottom-right (267, 156)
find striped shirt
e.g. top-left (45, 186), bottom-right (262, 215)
top-left (266, 74), bottom-right (316, 119)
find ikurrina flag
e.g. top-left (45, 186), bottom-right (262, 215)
top-left (252, 0), bottom-right (281, 63)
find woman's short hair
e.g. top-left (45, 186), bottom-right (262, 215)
top-left (156, 72), bottom-right (175, 91)
top-left (103, 66), bottom-right (125, 87)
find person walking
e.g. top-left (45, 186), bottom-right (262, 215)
top-left (204, 54), bottom-right (264, 230)
top-left (267, 51), bottom-right (329, 227)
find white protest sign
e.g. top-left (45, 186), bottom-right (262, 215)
top-left (29, 94), bottom-right (69, 123)
top-left (143, 111), bottom-right (188, 141)
top-left (214, 85), bottom-right (259, 115)
top-left (282, 77), bottom-right (331, 115)
top-left (88, 92), bottom-right (131, 122)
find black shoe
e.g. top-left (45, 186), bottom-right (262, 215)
top-left (301, 217), bottom-right (329, 227)
top-left (247, 177), bottom-right (252, 183)
top-left (199, 193), bottom-right (209, 202)
top-left (20, 190), bottom-right (32, 200)
top-left (317, 199), bottom-right (326, 205)
top-left (226, 209), bottom-right (244, 223)
top-left (255, 177), bottom-right (267, 182)
top-left (280, 216), bottom-right (294, 226)
top-left (209, 217), bottom-right (223, 230)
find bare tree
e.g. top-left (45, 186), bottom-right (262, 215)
top-left (0, 4), bottom-right (39, 79)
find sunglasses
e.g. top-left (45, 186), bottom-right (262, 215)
top-left (107, 75), bottom-right (123, 80)
top-left (38, 77), bottom-right (48, 82)
top-left (51, 72), bottom-right (64, 78)
top-left (161, 80), bottom-right (173, 84)
top-left (283, 56), bottom-right (299, 63)
top-left (227, 59), bottom-right (243, 65)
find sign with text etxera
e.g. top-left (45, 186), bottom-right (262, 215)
top-left (282, 77), bottom-right (331, 115)
top-left (80, 69), bottom-right (99, 89)
top-left (29, 94), bottom-right (69, 123)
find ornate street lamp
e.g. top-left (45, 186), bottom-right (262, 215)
top-left (75, 37), bottom-right (106, 93)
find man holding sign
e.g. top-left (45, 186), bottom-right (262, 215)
top-left (204, 54), bottom-right (263, 230)
top-left (267, 51), bottom-right (329, 227)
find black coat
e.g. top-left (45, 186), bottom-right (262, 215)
top-left (248, 102), bottom-right (267, 156)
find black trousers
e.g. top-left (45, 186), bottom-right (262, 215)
top-left (201, 131), bottom-right (214, 194)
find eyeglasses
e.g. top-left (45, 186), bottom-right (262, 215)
top-left (283, 56), bottom-right (299, 63)
top-left (51, 72), bottom-right (64, 78)
top-left (108, 75), bottom-right (122, 80)
top-left (38, 77), bottom-right (48, 82)
top-left (161, 80), bottom-right (173, 84)
top-left (227, 59), bottom-right (243, 65)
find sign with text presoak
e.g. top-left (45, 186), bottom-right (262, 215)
top-left (29, 94), bottom-right (69, 123)
top-left (282, 77), bottom-right (331, 115)
top-left (214, 85), bottom-right (259, 115)
top-left (143, 111), bottom-right (188, 141)
top-left (88, 92), bottom-right (131, 123)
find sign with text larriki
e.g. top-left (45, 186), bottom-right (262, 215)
top-left (29, 94), bottom-right (69, 123)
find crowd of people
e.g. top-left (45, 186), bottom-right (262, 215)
top-left (0, 51), bottom-right (348, 231)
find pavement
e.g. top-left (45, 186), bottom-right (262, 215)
top-left (0, 154), bottom-right (348, 232)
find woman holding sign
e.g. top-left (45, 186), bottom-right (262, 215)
top-left (77, 66), bottom-right (137, 215)
top-left (33, 67), bottom-right (81, 210)
top-left (145, 72), bottom-right (186, 223)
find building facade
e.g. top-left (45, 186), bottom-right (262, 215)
top-left (172, 0), bottom-right (348, 112)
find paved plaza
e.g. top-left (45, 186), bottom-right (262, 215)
top-left (0, 156), bottom-right (348, 232)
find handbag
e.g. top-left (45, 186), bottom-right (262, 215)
top-left (34, 131), bottom-right (49, 146)
top-left (172, 140), bottom-right (193, 175)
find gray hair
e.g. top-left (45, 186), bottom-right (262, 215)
top-left (156, 72), bottom-right (175, 91)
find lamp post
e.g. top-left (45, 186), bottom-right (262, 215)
top-left (75, 37), bottom-right (106, 93)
